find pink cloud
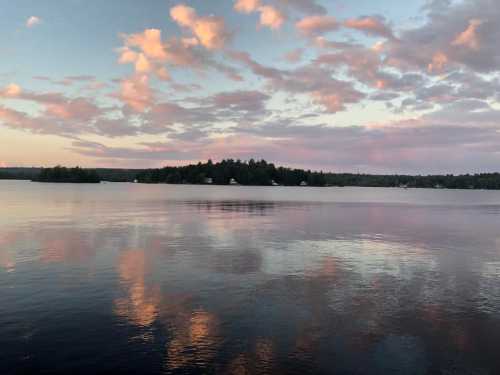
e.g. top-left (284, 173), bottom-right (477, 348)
top-left (344, 16), bottom-right (394, 39)
top-left (296, 15), bottom-right (338, 36)
top-left (44, 98), bottom-right (100, 121)
top-left (119, 74), bottom-right (153, 112)
top-left (284, 48), bottom-right (304, 63)
top-left (170, 4), bottom-right (230, 50)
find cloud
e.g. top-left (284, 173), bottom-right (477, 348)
top-left (234, 0), bottom-right (261, 13)
top-left (296, 15), bottom-right (338, 36)
top-left (170, 4), bottom-right (230, 49)
top-left (344, 15), bottom-right (394, 39)
top-left (26, 16), bottom-right (41, 28)
top-left (68, 117), bottom-right (500, 174)
top-left (275, 0), bottom-right (326, 15)
top-left (229, 50), bottom-right (364, 113)
top-left (283, 48), bottom-right (304, 63)
top-left (1, 83), bottom-right (22, 97)
top-left (258, 5), bottom-right (286, 30)
top-left (209, 90), bottom-right (270, 113)
top-left (234, 1), bottom-right (286, 30)
top-left (452, 19), bottom-right (483, 50)
top-left (119, 28), bottom-right (240, 82)
top-left (126, 28), bottom-right (167, 60)
top-left (383, 0), bottom-right (500, 73)
top-left (427, 51), bottom-right (449, 74)
top-left (118, 74), bottom-right (153, 112)
top-left (0, 84), bottom-right (121, 137)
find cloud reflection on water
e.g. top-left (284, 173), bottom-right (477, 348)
top-left (2, 192), bottom-right (500, 374)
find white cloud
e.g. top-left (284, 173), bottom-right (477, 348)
top-left (26, 16), bottom-right (41, 28)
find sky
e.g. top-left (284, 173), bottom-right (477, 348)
top-left (1, 0), bottom-right (500, 173)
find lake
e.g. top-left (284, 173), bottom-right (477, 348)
top-left (1, 180), bottom-right (500, 374)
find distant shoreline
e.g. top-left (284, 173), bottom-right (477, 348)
top-left (3, 180), bottom-right (500, 192)
top-left (2, 159), bottom-right (500, 189)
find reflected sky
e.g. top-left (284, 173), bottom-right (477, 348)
top-left (1, 181), bottom-right (500, 374)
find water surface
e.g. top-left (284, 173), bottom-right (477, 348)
top-left (1, 181), bottom-right (500, 374)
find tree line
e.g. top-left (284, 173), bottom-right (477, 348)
top-left (3, 160), bottom-right (500, 189)
top-left (33, 166), bottom-right (101, 183)
top-left (136, 159), bottom-right (327, 186)
top-left (135, 159), bottom-right (500, 189)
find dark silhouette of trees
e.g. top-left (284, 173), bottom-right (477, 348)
top-left (33, 166), bottom-right (101, 183)
top-left (136, 159), bottom-right (327, 186)
top-left (3, 160), bottom-right (500, 189)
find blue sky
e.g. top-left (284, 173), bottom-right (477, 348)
top-left (1, 0), bottom-right (500, 173)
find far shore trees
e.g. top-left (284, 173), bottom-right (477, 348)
top-left (33, 166), bottom-right (101, 183)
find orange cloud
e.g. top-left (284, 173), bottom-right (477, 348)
top-left (170, 4), bottom-right (230, 49)
top-left (126, 28), bottom-right (167, 60)
top-left (258, 5), bottom-right (286, 30)
top-left (1, 83), bottom-right (22, 97)
top-left (296, 15), bottom-right (338, 36)
top-left (234, 1), bottom-right (286, 30)
top-left (427, 52), bottom-right (448, 73)
top-left (234, 0), bottom-right (261, 13)
top-left (134, 53), bottom-right (152, 73)
top-left (452, 19), bottom-right (483, 50)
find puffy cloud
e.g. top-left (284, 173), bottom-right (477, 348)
top-left (134, 53), bottom-right (152, 73)
top-left (170, 4), bottom-right (230, 49)
top-left (452, 19), bottom-right (483, 50)
top-left (234, 0), bottom-right (261, 13)
top-left (427, 51), bottom-right (449, 74)
top-left (26, 16), bottom-right (41, 28)
top-left (383, 0), bottom-right (500, 73)
top-left (344, 16), bottom-right (394, 39)
top-left (1, 83), bottom-right (22, 97)
top-left (125, 28), bottom-right (167, 60)
top-left (258, 5), bottom-right (286, 30)
top-left (119, 74), bottom-right (153, 112)
top-left (119, 28), bottom-right (240, 82)
top-left (229, 50), bottom-right (364, 113)
top-left (234, 1), bottom-right (286, 30)
top-left (296, 15), bottom-right (338, 36)
top-left (314, 45), bottom-right (382, 87)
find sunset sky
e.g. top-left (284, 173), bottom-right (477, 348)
top-left (1, 0), bottom-right (500, 173)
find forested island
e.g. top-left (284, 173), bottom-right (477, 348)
top-left (2, 159), bottom-right (500, 189)
top-left (33, 166), bottom-right (101, 183)
top-left (135, 159), bottom-right (500, 189)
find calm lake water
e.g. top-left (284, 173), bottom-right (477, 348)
top-left (1, 180), bottom-right (500, 374)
